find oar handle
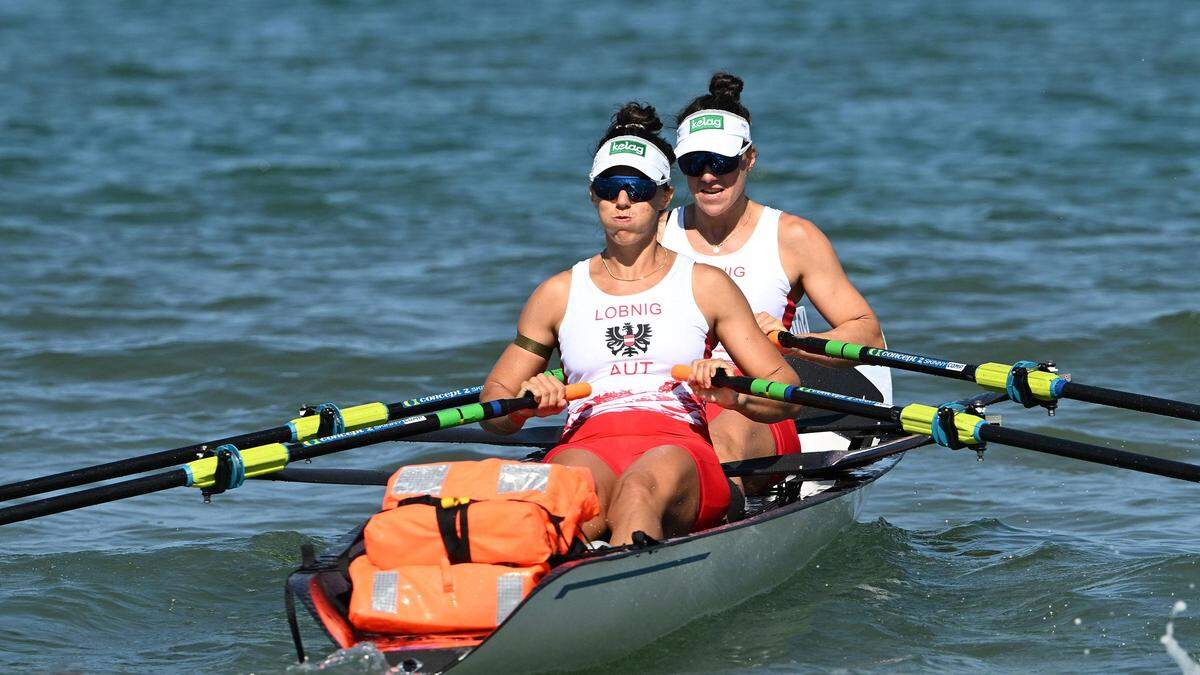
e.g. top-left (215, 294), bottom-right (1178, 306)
top-left (534, 382), bottom-right (593, 403)
top-left (670, 364), bottom-right (702, 381)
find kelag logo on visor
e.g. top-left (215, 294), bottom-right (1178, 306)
top-left (689, 114), bottom-right (725, 132)
top-left (609, 139), bottom-right (646, 156)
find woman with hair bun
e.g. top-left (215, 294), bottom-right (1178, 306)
top-left (660, 72), bottom-right (885, 490)
top-left (480, 102), bottom-right (800, 545)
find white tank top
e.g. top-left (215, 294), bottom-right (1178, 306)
top-left (557, 255), bottom-right (710, 434)
top-left (661, 205), bottom-right (798, 360)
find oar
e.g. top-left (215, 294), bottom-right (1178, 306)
top-left (672, 366), bottom-right (1200, 484)
top-left (0, 370), bottom-right (565, 502)
top-left (245, 393), bottom-right (1008, 487)
top-left (0, 383), bottom-right (590, 526)
top-left (769, 331), bottom-right (1200, 423)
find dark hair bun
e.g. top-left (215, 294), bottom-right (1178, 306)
top-left (595, 101), bottom-right (675, 163)
top-left (610, 101), bottom-right (664, 135)
top-left (708, 72), bottom-right (744, 102)
top-left (677, 71), bottom-right (751, 125)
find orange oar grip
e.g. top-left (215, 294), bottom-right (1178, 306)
top-left (670, 365), bottom-right (693, 381)
top-left (564, 382), bottom-right (592, 400)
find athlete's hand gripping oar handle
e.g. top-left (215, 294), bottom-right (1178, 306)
top-left (0, 370), bottom-right (567, 503)
top-left (670, 365), bottom-right (898, 423)
top-left (0, 382), bottom-right (590, 527)
top-left (674, 365), bottom-right (1200, 485)
top-left (768, 330), bottom-right (1200, 423)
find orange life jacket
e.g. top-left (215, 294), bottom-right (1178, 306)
top-left (378, 458), bottom-right (599, 549)
top-left (348, 459), bottom-right (598, 636)
top-left (365, 495), bottom-right (564, 568)
top-left (348, 555), bottom-right (548, 634)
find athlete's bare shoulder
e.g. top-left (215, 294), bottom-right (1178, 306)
top-left (691, 260), bottom-right (741, 298)
top-left (691, 260), bottom-right (753, 327)
top-left (776, 211), bottom-right (839, 281)
top-left (532, 268), bottom-right (573, 305)
top-left (519, 267), bottom-right (573, 336)
top-left (777, 211), bottom-right (828, 249)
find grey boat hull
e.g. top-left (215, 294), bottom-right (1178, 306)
top-left (451, 461), bottom-right (882, 673)
top-left (289, 453), bottom-right (899, 674)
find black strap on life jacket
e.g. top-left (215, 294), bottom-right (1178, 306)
top-left (393, 496), bottom-right (571, 565)
top-left (394, 495), bottom-right (473, 564)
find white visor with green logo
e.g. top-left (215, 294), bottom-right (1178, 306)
top-left (589, 135), bottom-right (672, 184)
top-left (674, 109), bottom-right (752, 158)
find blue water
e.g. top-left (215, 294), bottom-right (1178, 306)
top-left (1, 1), bottom-right (1198, 671)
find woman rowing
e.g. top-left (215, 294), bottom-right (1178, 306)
top-left (480, 103), bottom-right (800, 546)
top-left (659, 73), bottom-right (885, 487)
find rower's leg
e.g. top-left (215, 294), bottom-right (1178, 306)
top-left (548, 448), bottom-right (617, 542)
top-left (708, 411), bottom-right (778, 495)
top-left (606, 445), bottom-right (699, 546)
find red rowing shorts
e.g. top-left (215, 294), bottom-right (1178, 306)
top-left (705, 401), bottom-right (802, 456)
top-left (544, 411), bottom-right (730, 531)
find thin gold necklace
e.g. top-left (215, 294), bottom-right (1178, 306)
top-left (695, 206), bottom-right (752, 253)
top-left (708, 220), bottom-right (743, 253)
top-left (599, 251), bottom-right (669, 282)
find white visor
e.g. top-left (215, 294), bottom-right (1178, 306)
top-left (588, 135), bottom-right (672, 185)
top-left (674, 109), bottom-right (752, 158)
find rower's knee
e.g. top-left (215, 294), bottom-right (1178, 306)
top-left (709, 414), bottom-right (774, 463)
top-left (607, 448), bottom-right (695, 526)
top-left (609, 471), bottom-right (663, 512)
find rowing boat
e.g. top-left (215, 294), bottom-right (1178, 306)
top-left (285, 361), bottom-right (913, 672)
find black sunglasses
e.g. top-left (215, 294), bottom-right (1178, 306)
top-left (678, 149), bottom-right (747, 177)
top-left (590, 175), bottom-right (659, 202)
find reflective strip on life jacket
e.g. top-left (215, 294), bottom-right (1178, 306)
top-left (347, 555), bottom-right (548, 634)
top-left (380, 458), bottom-right (599, 544)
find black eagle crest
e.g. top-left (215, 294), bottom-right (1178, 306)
top-left (605, 322), bottom-right (652, 357)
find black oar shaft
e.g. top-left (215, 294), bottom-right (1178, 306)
top-left (691, 367), bottom-right (1200, 485)
top-left (981, 425), bottom-right (1200, 483)
top-left (0, 428), bottom-right (288, 503)
top-left (787, 334), bottom-right (978, 381)
top-left (255, 468), bottom-right (392, 486)
top-left (708, 370), bottom-right (897, 424)
top-left (0, 471), bottom-right (188, 526)
top-left (0, 386), bottom-right (487, 503)
top-left (775, 331), bottom-right (1200, 424)
top-left (0, 386), bottom-right (587, 527)
top-left (1061, 381), bottom-right (1200, 423)
top-left (285, 395), bottom-right (540, 465)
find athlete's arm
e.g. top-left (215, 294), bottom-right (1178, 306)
top-left (692, 264), bottom-right (801, 423)
top-left (774, 214), bottom-right (884, 367)
top-left (480, 270), bottom-right (570, 434)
